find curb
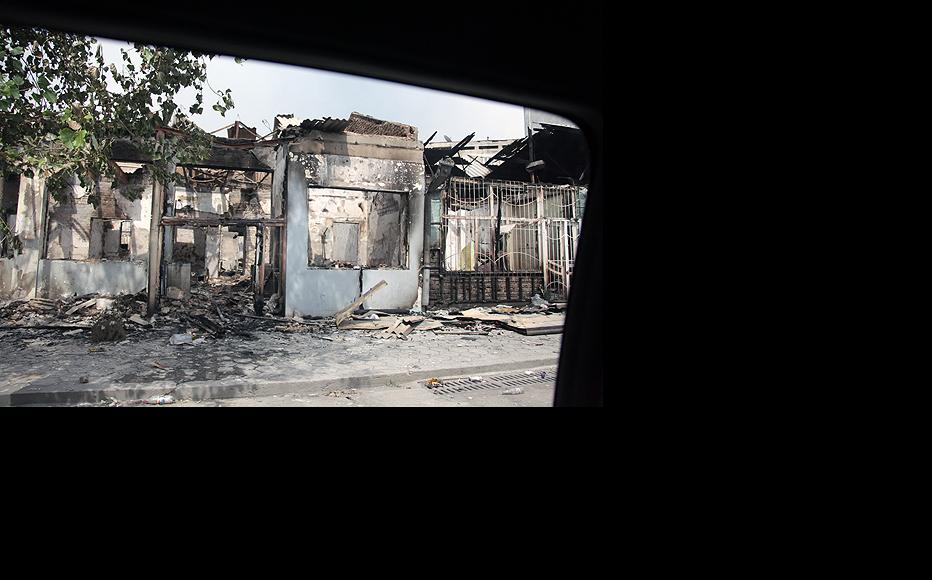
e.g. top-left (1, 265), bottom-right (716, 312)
top-left (3, 357), bottom-right (559, 406)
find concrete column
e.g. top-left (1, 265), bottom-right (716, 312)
top-left (205, 226), bottom-right (220, 279)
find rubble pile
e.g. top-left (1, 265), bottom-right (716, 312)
top-left (334, 294), bottom-right (567, 338)
top-left (0, 275), bottom-right (334, 343)
top-left (154, 276), bottom-right (334, 341)
top-left (2, 286), bottom-right (564, 342)
top-left (0, 292), bottom-right (136, 329)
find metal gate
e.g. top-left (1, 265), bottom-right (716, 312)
top-left (441, 177), bottom-right (582, 299)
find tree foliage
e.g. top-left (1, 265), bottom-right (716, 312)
top-left (0, 25), bottom-right (236, 203)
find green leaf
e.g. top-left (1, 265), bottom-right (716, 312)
top-left (43, 89), bottom-right (57, 104)
top-left (59, 127), bottom-right (76, 146)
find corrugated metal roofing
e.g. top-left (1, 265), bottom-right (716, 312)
top-left (465, 159), bottom-right (492, 178)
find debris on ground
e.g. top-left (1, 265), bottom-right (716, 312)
top-left (501, 387), bottom-right (525, 395)
top-left (169, 333), bottom-right (193, 346)
top-left (91, 312), bottom-right (127, 342)
top-left (2, 278), bottom-right (563, 343)
top-left (333, 279), bottom-right (388, 326)
top-left (326, 293), bottom-right (566, 337)
top-left (143, 395), bottom-right (175, 405)
top-left (127, 314), bottom-right (151, 327)
top-left (425, 377), bottom-right (443, 388)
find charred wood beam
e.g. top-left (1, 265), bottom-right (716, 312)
top-left (161, 216), bottom-right (285, 227)
top-left (306, 184), bottom-right (412, 195)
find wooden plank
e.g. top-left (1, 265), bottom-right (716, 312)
top-left (412, 320), bottom-right (443, 332)
top-left (458, 308), bottom-right (512, 322)
top-left (65, 298), bottom-right (98, 316)
top-left (501, 313), bottom-right (565, 335)
top-left (333, 280), bottom-right (388, 326)
top-left (337, 317), bottom-right (399, 330)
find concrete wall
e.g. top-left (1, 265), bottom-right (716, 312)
top-left (1, 171), bottom-right (154, 300)
top-left (46, 171), bottom-right (152, 262)
top-left (285, 132), bottom-right (424, 317)
top-left (0, 176), bottom-right (45, 300)
top-left (38, 259), bottom-right (147, 298)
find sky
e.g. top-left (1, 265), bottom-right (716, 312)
top-left (96, 37), bottom-right (527, 142)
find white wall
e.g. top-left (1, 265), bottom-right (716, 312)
top-left (284, 133), bottom-right (425, 317)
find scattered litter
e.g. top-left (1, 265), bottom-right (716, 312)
top-left (144, 395), bottom-right (175, 405)
top-left (501, 387), bottom-right (525, 395)
top-left (469, 376), bottom-right (483, 382)
top-left (169, 333), bottom-right (193, 346)
top-left (62, 329), bottom-right (83, 336)
top-left (165, 286), bottom-right (186, 300)
top-left (425, 377), bottom-right (443, 388)
top-left (127, 314), bottom-right (151, 327)
top-left (90, 313), bottom-right (126, 342)
top-left (530, 294), bottom-right (550, 308)
top-left (79, 376), bottom-right (89, 384)
top-left (65, 298), bottom-right (97, 316)
top-left (151, 360), bottom-right (170, 370)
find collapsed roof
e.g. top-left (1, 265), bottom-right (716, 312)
top-left (110, 138), bottom-right (272, 172)
top-left (424, 123), bottom-right (590, 185)
top-left (273, 112), bottom-right (417, 140)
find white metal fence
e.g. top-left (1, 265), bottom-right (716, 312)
top-left (441, 177), bottom-right (582, 298)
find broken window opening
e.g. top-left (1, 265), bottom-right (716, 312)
top-left (89, 218), bottom-right (134, 261)
top-left (307, 188), bottom-right (408, 269)
top-left (175, 166), bottom-right (272, 220)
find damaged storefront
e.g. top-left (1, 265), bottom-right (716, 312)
top-left (279, 113), bottom-right (425, 317)
top-left (1, 155), bottom-right (154, 300)
top-left (421, 123), bottom-right (589, 306)
top-left (4, 111), bottom-right (585, 323)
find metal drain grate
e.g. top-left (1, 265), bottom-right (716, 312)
top-left (426, 369), bottom-right (557, 395)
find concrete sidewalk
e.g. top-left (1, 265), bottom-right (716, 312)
top-left (1, 327), bottom-right (562, 406)
top-left (152, 365), bottom-right (557, 407)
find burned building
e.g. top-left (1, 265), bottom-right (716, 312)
top-left (1, 158), bottom-right (155, 300)
top-left (3, 110), bottom-right (585, 319)
top-left (278, 112), bottom-right (425, 316)
top-left (0, 131), bottom-right (282, 306)
top-left (421, 123), bottom-right (589, 306)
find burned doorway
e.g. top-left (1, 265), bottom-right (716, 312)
top-left (157, 141), bottom-right (284, 315)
